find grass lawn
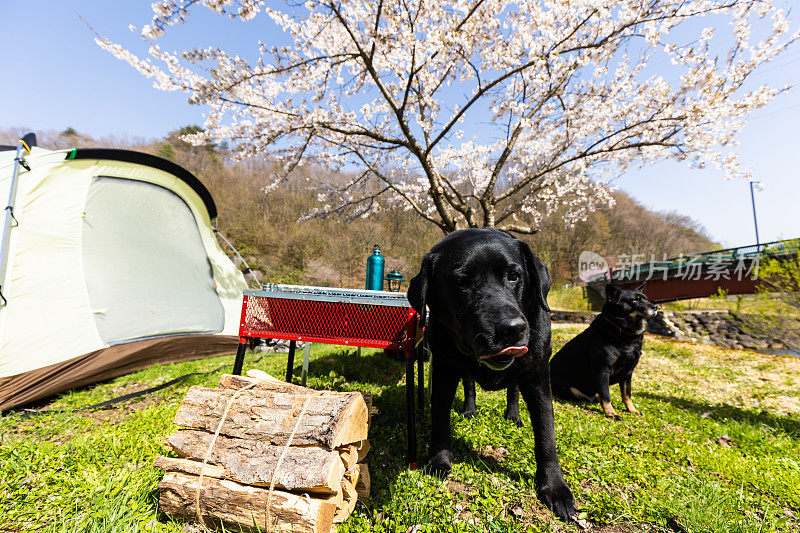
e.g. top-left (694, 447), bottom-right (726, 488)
top-left (547, 287), bottom-right (591, 312)
top-left (2, 326), bottom-right (799, 532)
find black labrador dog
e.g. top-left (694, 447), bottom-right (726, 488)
top-left (549, 284), bottom-right (658, 420)
top-left (408, 228), bottom-right (576, 521)
top-left (460, 377), bottom-right (522, 426)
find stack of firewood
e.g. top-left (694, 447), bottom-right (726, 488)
top-left (154, 370), bottom-right (371, 533)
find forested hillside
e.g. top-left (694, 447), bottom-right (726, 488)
top-left (2, 127), bottom-right (716, 286)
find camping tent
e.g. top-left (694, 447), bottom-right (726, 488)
top-left (0, 141), bottom-right (247, 411)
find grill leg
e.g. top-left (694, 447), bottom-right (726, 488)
top-left (286, 340), bottom-right (297, 383)
top-left (301, 343), bottom-right (311, 386)
top-left (406, 348), bottom-right (418, 469)
top-left (232, 338), bottom-right (248, 376)
top-left (417, 351), bottom-right (425, 410)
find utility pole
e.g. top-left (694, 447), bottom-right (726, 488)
top-left (749, 180), bottom-right (763, 250)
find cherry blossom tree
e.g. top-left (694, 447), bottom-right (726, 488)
top-left (97, 0), bottom-right (797, 234)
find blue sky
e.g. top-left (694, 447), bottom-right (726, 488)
top-left (1, 1), bottom-right (798, 248)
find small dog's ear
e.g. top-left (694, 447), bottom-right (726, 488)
top-left (407, 252), bottom-right (436, 328)
top-left (635, 282), bottom-right (647, 293)
top-left (518, 240), bottom-right (551, 312)
top-left (605, 284), bottom-right (621, 301)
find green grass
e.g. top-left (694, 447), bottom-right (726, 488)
top-left (662, 294), bottom-right (798, 316)
top-left (547, 287), bottom-right (590, 311)
top-left (2, 328), bottom-right (799, 532)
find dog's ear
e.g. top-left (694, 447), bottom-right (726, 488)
top-left (635, 282), bottom-right (647, 293)
top-left (407, 252), bottom-right (436, 328)
top-left (517, 240), bottom-right (551, 313)
top-left (605, 284), bottom-right (621, 301)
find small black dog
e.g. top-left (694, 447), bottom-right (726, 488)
top-left (549, 284), bottom-right (658, 420)
top-left (460, 377), bottom-right (522, 427)
top-left (408, 228), bottom-right (576, 521)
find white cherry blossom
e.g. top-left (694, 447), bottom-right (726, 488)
top-left (97, 0), bottom-right (797, 233)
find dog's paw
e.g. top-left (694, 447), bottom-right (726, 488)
top-left (607, 413), bottom-right (623, 421)
top-left (537, 481), bottom-right (577, 522)
top-left (425, 450), bottom-right (454, 478)
top-left (629, 409), bottom-right (643, 416)
top-left (460, 408), bottom-right (478, 419)
top-left (504, 412), bottom-right (524, 427)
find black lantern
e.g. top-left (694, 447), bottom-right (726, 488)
top-left (384, 270), bottom-right (406, 292)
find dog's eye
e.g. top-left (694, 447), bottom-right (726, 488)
top-left (507, 271), bottom-right (519, 282)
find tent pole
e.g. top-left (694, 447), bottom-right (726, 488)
top-left (213, 228), bottom-right (262, 288)
top-left (0, 136), bottom-right (33, 307)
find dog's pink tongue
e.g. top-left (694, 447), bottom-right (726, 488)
top-left (482, 346), bottom-right (528, 359)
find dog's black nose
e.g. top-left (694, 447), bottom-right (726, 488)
top-left (497, 317), bottom-right (527, 345)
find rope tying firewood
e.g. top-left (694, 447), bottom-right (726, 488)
top-left (156, 372), bottom-right (370, 531)
top-left (191, 376), bottom-right (312, 532)
top-left (265, 395), bottom-right (311, 533)
top-left (195, 381), bottom-right (257, 525)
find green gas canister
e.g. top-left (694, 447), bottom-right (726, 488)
top-left (365, 245), bottom-right (385, 291)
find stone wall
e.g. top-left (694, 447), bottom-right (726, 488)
top-left (655, 310), bottom-right (778, 351)
top-left (550, 310), bottom-right (597, 324)
top-left (550, 309), bottom-right (782, 351)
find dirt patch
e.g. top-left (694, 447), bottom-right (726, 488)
top-left (80, 394), bottom-right (164, 422)
top-left (5, 389), bottom-right (168, 446)
top-left (505, 498), bottom-right (555, 525)
top-left (442, 480), bottom-right (478, 525)
top-left (444, 479), bottom-right (475, 497)
top-left (713, 434), bottom-right (738, 447)
top-left (587, 523), bottom-right (669, 533)
top-left (477, 444), bottom-right (509, 463)
top-left (106, 381), bottom-right (148, 396)
top-left (579, 480), bottom-right (608, 494)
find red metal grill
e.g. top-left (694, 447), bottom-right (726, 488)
top-left (232, 285), bottom-right (421, 468)
top-left (239, 294), bottom-right (416, 350)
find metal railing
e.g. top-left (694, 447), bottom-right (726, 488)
top-left (587, 238), bottom-right (799, 283)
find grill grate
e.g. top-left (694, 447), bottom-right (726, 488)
top-left (239, 287), bottom-right (417, 350)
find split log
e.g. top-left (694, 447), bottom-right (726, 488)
top-left (173, 386), bottom-right (368, 449)
top-left (222, 373), bottom-right (375, 424)
top-left (221, 373), bottom-right (320, 395)
top-left (337, 440), bottom-right (368, 470)
top-left (155, 456), bottom-right (226, 479)
top-left (158, 373), bottom-right (371, 529)
top-left (355, 440), bottom-right (370, 462)
top-left (158, 471), bottom-right (335, 533)
top-left (338, 444), bottom-right (358, 471)
top-left (163, 429), bottom-right (343, 493)
top-left (334, 464), bottom-right (360, 523)
top-left (355, 464), bottom-right (370, 500)
top-left (361, 393), bottom-right (374, 425)
top-left (155, 456), bottom-right (346, 515)
top-left (318, 488), bottom-right (344, 513)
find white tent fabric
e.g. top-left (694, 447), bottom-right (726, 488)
top-left (0, 146), bottom-right (247, 409)
top-left (83, 176), bottom-right (224, 343)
